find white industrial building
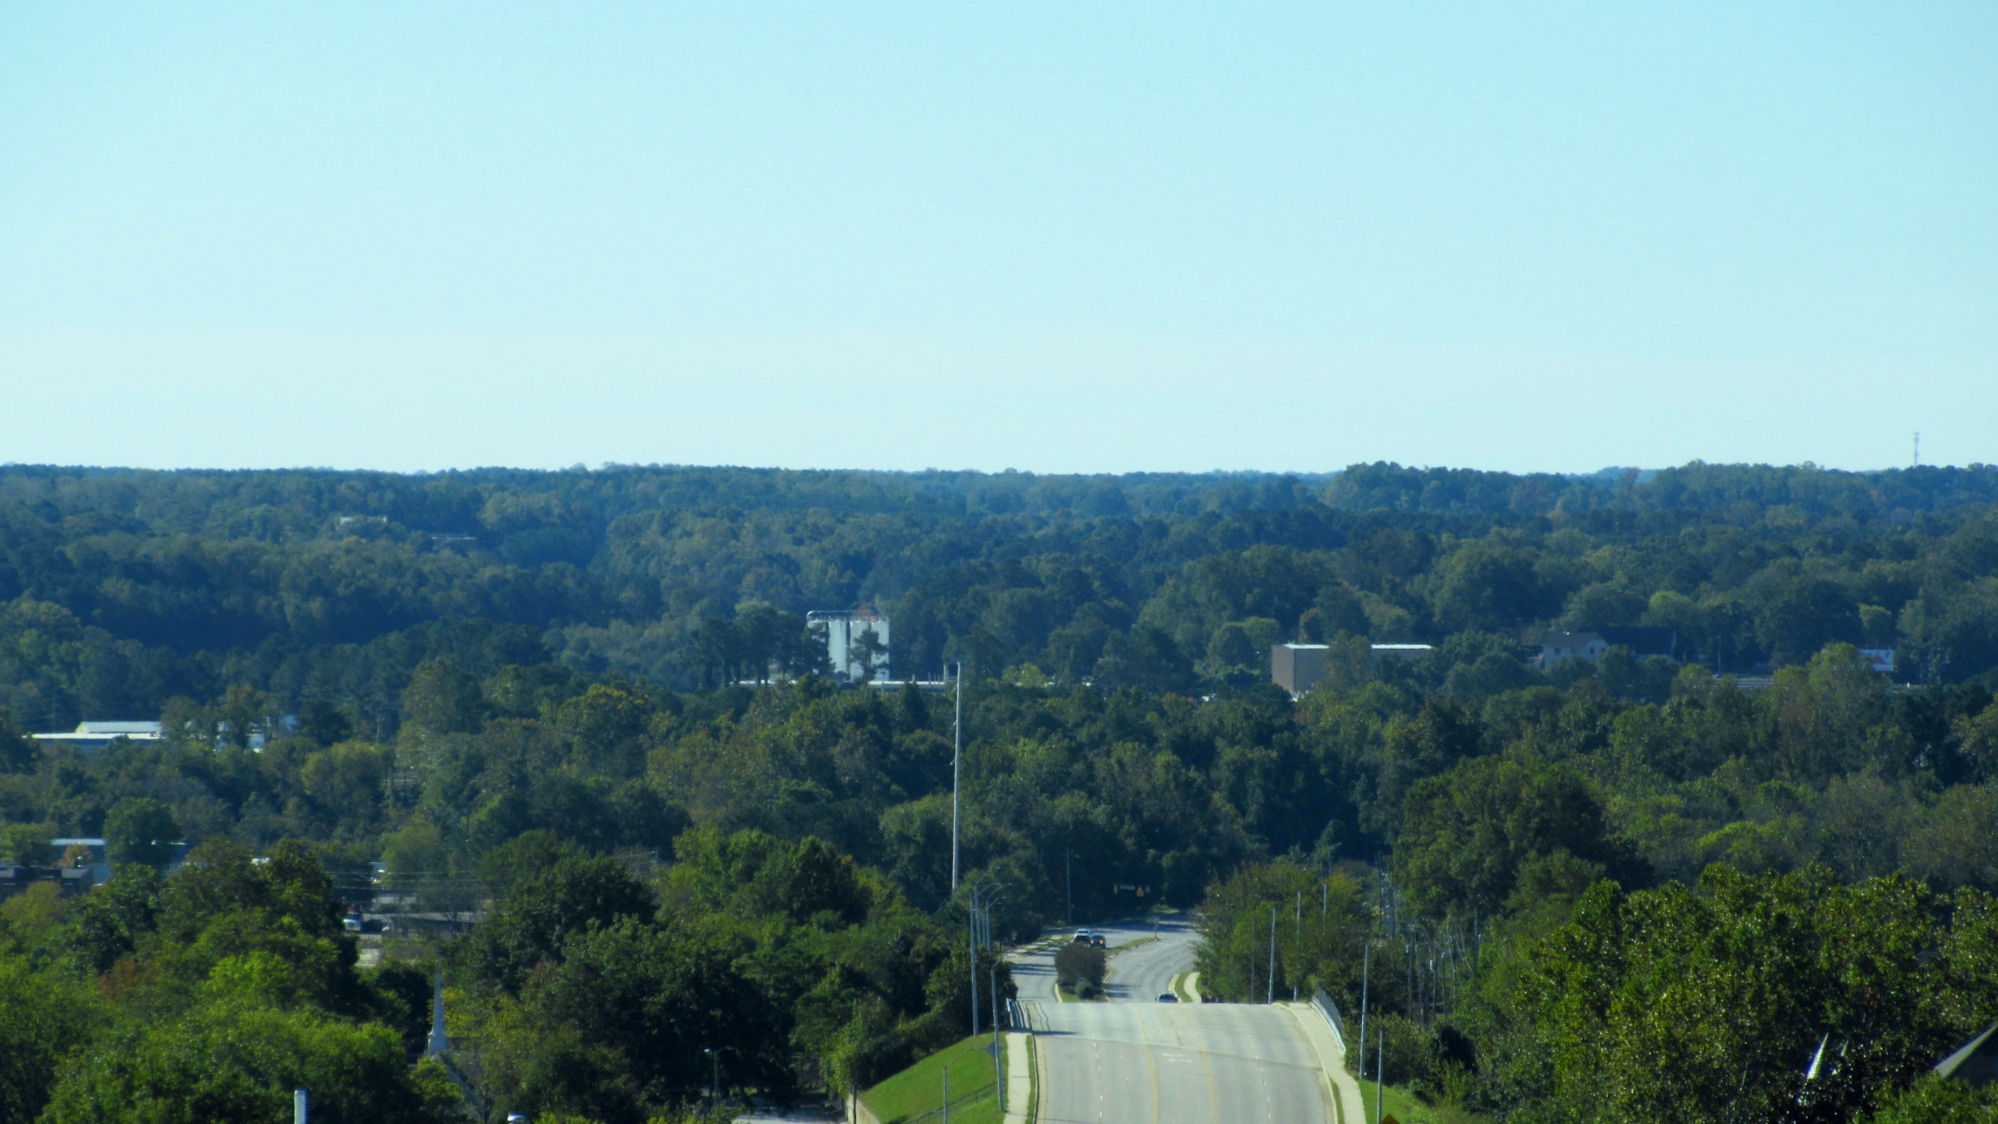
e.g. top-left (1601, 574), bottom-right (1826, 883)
top-left (30, 720), bottom-right (165, 755)
top-left (806, 608), bottom-right (891, 683)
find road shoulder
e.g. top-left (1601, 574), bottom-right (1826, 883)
top-left (1281, 1001), bottom-right (1367, 1124)
top-left (1004, 1031), bottom-right (1033, 1124)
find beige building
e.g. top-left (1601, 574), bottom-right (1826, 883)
top-left (1272, 642), bottom-right (1437, 696)
top-left (1271, 643), bottom-right (1330, 695)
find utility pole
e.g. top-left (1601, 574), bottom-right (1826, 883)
top-left (1064, 849), bottom-right (1072, 927)
top-left (991, 958), bottom-right (1004, 1113)
top-left (1266, 904), bottom-right (1277, 1004)
top-left (950, 661), bottom-right (963, 893)
top-left (968, 881), bottom-right (980, 1037)
top-left (1357, 940), bottom-right (1370, 1077)
top-left (1407, 943), bottom-right (1416, 1025)
top-left (967, 881), bottom-right (1005, 1039)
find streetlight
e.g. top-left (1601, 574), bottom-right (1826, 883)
top-left (949, 660), bottom-right (963, 892)
top-left (990, 955), bottom-right (1004, 1112)
top-left (1266, 904), bottom-right (1277, 1004)
top-left (976, 883), bottom-right (1008, 1115)
top-left (702, 1047), bottom-right (720, 1110)
top-left (966, 879), bottom-right (1005, 1037)
top-left (1357, 939), bottom-right (1371, 1077)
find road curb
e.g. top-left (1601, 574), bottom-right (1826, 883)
top-left (1002, 1031), bottom-right (1034, 1123)
top-left (1281, 1001), bottom-right (1367, 1124)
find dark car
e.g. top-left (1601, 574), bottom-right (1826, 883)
top-left (1089, 934), bottom-right (1106, 949)
top-left (1157, 993), bottom-right (1179, 1003)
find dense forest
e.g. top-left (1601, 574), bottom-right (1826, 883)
top-left (5, 460), bottom-right (1998, 1123)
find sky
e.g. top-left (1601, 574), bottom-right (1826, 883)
top-left (3, 3), bottom-right (1993, 476)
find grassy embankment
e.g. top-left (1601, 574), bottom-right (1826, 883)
top-left (859, 1035), bottom-right (1008, 1124)
top-left (1353, 1080), bottom-right (1488, 1124)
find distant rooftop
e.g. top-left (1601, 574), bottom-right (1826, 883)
top-left (32, 720), bottom-right (164, 747)
top-left (77, 721), bottom-right (164, 736)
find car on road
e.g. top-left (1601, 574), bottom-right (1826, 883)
top-left (1089, 933), bottom-right (1106, 948)
top-left (1156, 993), bottom-right (1179, 1003)
top-left (1072, 929), bottom-right (1095, 944)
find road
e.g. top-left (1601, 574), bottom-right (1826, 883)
top-left (1012, 918), bottom-right (1340, 1124)
top-left (1010, 917), bottom-right (1199, 1004)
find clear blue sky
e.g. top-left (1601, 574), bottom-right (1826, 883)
top-left (4, 3), bottom-right (1992, 474)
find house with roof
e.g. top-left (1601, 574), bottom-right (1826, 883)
top-left (1535, 627), bottom-right (1677, 669)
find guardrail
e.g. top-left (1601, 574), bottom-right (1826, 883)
top-left (1312, 986), bottom-right (1348, 1050)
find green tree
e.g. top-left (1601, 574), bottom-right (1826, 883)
top-left (1511, 869), bottom-right (1979, 1124)
top-left (1863, 1075), bottom-right (1998, 1123)
top-left (0, 953), bottom-right (98, 1124)
top-left (0, 707), bottom-right (37, 772)
top-left (1394, 754), bottom-right (1641, 920)
top-left (1053, 942), bottom-right (1107, 996)
top-left (1745, 561), bottom-right (1858, 667)
top-left (1426, 538), bottom-right (1554, 633)
top-left (72, 864), bottom-right (164, 973)
top-left (299, 741), bottom-right (390, 837)
top-left (459, 854), bottom-right (657, 993)
top-left (40, 998), bottom-right (459, 1124)
top-left (0, 821), bottom-right (54, 865)
top-left (401, 658), bottom-right (487, 736)
top-left (104, 797), bottom-right (182, 871)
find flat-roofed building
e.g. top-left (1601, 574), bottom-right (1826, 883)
top-left (1272, 643), bottom-right (1330, 695)
top-left (806, 608), bottom-right (891, 683)
top-left (31, 720), bottom-right (164, 755)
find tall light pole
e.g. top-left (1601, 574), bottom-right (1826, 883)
top-left (1063, 849), bottom-right (1072, 927)
top-left (968, 879), bottom-right (983, 1037)
top-left (967, 881), bottom-right (1005, 1039)
top-left (950, 660), bottom-right (963, 893)
top-left (1266, 904), bottom-right (1277, 1004)
top-left (990, 957), bottom-right (1004, 1113)
top-left (1357, 939), bottom-right (1370, 1077)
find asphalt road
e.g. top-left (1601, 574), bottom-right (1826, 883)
top-left (1010, 917), bottom-right (1199, 1004)
top-left (1013, 918), bottom-right (1336, 1124)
